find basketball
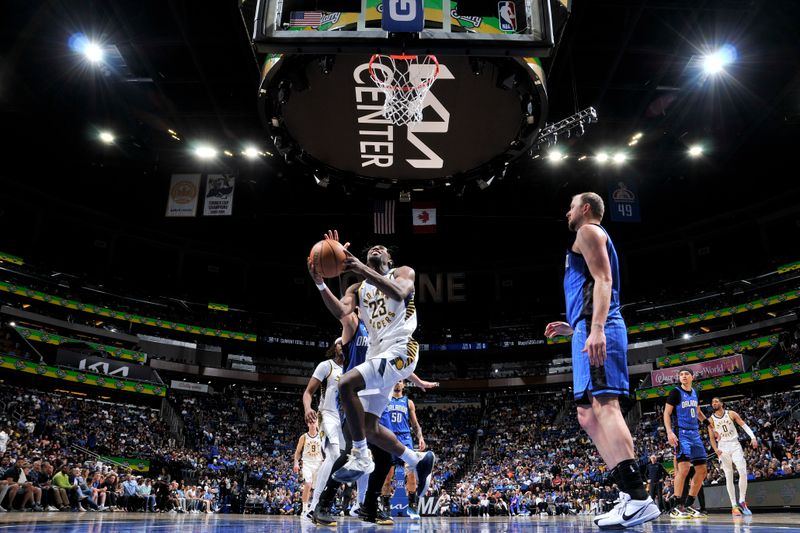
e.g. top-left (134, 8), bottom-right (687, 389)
top-left (309, 239), bottom-right (346, 278)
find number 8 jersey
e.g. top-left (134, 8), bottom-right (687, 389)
top-left (357, 269), bottom-right (417, 348)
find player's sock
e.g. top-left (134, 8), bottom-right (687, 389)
top-left (400, 448), bottom-right (420, 467)
top-left (613, 459), bottom-right (648, 500)
top-left (685, 495), bottom-right (695, 508)
top-left (353, 439), bottom-right (368, 451)
top-left (407, 492), bottom-right (417, 508)
top-left (381, 495), bottom-right (391, 512)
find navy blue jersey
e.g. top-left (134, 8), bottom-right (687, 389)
top-left (343, 320), bottom-right (369, 373)
top-left (564, 224), bottom-right (623, 328)
top-left (667, 386), bottom-right (699, 431)
top-left (380, 395), bottom-right (411, 435)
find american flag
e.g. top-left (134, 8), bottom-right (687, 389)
top-left (289, 11), bottom-right (323, 27)
top-left (373, 199), bottom-right (395, 234)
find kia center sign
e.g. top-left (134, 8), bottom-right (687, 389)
top-left (259, 54), bottom-right (547, 187)
top-left (57, 349), bottom-right (157, 382)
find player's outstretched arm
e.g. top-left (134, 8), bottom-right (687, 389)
top-left (308, 256), bottom-right (358, 319)
top-left (409, 373), bottom-right (439, 390)
top-left (730, 410), bottom-right (758, 448)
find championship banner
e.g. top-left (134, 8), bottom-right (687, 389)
top-left (165, 174), bottom-right (201, 217)
top-left (650, 354), bottom-right (744, 386)
top-left (608, 181), bottom-right (640, 222)
top-left (0, 355), bottom-right (166, 397)
top-left (203, 174), bottom-right (235, 216)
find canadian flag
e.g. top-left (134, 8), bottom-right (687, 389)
top-left (412, 202), bottom-right (437, 234)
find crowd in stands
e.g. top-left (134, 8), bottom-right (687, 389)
top-left (2, 373), bottom-right (800, 516)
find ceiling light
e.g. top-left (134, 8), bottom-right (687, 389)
top-left (195, 145), bottom-right (217, 159)
top-left (578, 155), bottom-right (587, 161)
top-left (702, 45), bottom-right (737, 75)
top-left (596, 152), bottom-right (609, 163)
top-left (98, 131), bottom-right (115, 144)
top-left (223, 150), bottom-right (234, 157)
top-left (688, 145), bottom-right (703, 157)
top-left (613, 152), bottom-right (627, 164)
top-left (628, 139), bottom-right (639, 146)
top-left (83, 42), bottom-right (104, 63)
top-left (242, 146), bottom-right (260, 159)
top-left (547, 149), bottom-right (563, 163)
top-left (632, 132), bottom-right (643, 140)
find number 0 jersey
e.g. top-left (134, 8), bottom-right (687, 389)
top-left (357, 269), bottom-right (417, 349)
top-left (666, 386), bottom-right (700, 432)
top-left (712, 410), bottom-right (740, 444)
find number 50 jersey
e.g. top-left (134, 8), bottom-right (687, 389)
top-left (357, 269), bottom-right (417, 348)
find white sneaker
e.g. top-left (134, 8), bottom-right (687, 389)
top-left (348, 504), bottom-right (361, 517)
top-left (593, 492), bottom-right (661, 529)
top-left (332, 447), bottom-right (375, 483)
top-left (46, 506), bottom-right (59, 512)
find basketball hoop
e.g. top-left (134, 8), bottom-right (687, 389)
top-left (368, 54), bottom-right (440, 126)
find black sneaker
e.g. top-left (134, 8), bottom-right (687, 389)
top-left (415, 451), bottom-right (436, 498)
top-left (312, 502), bottom-right (337, 526)
top-left (361, 500), bottom-right (393, 526)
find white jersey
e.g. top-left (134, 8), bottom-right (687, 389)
top-left (302, 432), bottom-right (323, 464)
top-left (713, 410), bottom-right (740, 446)
top-left (357, 269), bottom-right (417, 349)
top-left (311, 359), bottom-right (342, 415)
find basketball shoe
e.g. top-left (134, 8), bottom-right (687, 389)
top-left (593, 492), bottom-right (661, 529)
top-left (333, 447), bottom-right (375, 483)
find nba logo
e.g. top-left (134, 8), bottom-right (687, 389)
top-left (498, 1), bottom-right (516, 32)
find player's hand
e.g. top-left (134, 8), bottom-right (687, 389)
top-left (324, 229), bottom-right (350, 251)
top-left (293, 463), bottom-right (299, 473)
top-left (667, 431), bottom-right (678, 447)
top-left (715, 449), bottom-right (724, 459)
top-left (582, 328), bottom-right (607, 367)
top-left (418, 437), bottom-right (427, 451)
top-left (751, 438), bottom-right (758, 449)
top-left (304, 409), bottom-right (317, 425)
top-left (342, 248), bottom-right (368, 275)
top-left (307, 257), bottom-right (323, 284)
top-left (713, 431), bottom-right (720, 441)
top-left (416, 379), bottom-right (439, 391)
top-left (544, 321), bottom-right (574, 338)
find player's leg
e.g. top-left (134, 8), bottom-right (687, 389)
top-left (381, 465), bottom-right (395, 513)
top-left (670, 459), bottom-right (691, 518)
top-left (313, 423), bottom-right (352, 525)
top-left (301, 463), bottom-right (313, 515)
top-left (732, 447), bottom-right (751, 514)
top-left (685, 445), bottom-right (708, 519)
top-left (338, 367), bottom-right (369, 447)
top-left (719, 450), bottom-right (739, 513)
top-left (360, 444), bottom-right (394, 524)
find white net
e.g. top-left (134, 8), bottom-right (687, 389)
top-left (368, 54), bottom-right (440, 126)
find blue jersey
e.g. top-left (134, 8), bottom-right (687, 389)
top-left (380, 395), bottom-right (411, 435)
top-left (344, 320), bottom-right (369, 373)
top-left (667, 386), bottom-right (700, 431)
top-left (564, 224), bottom-right (623, 328)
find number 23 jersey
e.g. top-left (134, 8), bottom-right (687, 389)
top-left (357, 269), bottom-right (417, 347)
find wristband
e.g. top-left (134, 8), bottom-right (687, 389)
top-left (316, 281), bottom-right (326, 291)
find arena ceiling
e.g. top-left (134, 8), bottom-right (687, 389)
top-left (0, 0), bottom-right (798, 322)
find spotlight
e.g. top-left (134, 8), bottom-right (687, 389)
top-left (83, 42), bottom-right (104, 63)
top-left (314, 173), bottom-right (329, 188)
top-left (98, 131), bottom-right (115, 144)
top-left (702, 45), bottom-right (736, 75)
top-left (9, 322), bottom-right (16, 327)
top-left (688, 145), bottom-right (703, 157)
top-left (547, 149), bottom-right (563, 163)
top-left (242, 146), bottom-right (260, 159)
top-left (223, 150), bottom-right (234, 157)
top-left (613, 152), bottom-right (627, 164)
top-left (683, 333), bottom-right (691, 340)
top-left (195, 145), bottom-right (217, 159)
top-left (596, 152), bottom-right (609, 163)
top-left (632, 132), bottom-right (643, 141)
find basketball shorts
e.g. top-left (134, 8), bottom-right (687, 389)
top-left (355, 337), bottom-right (419, 416)
top-left (320, 410), bottom-right (344, 452)
top-left (302, 461), bottom-right (322, 484)
top-left (677, 429), bottom-right (707, 465)
top-left (719, 441), bottom-right (747, 472)
top-left (572, 318), bottom-right (629, 404)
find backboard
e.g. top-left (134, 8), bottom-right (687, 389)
top-left (253, 0), bottom-right (557, 56)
